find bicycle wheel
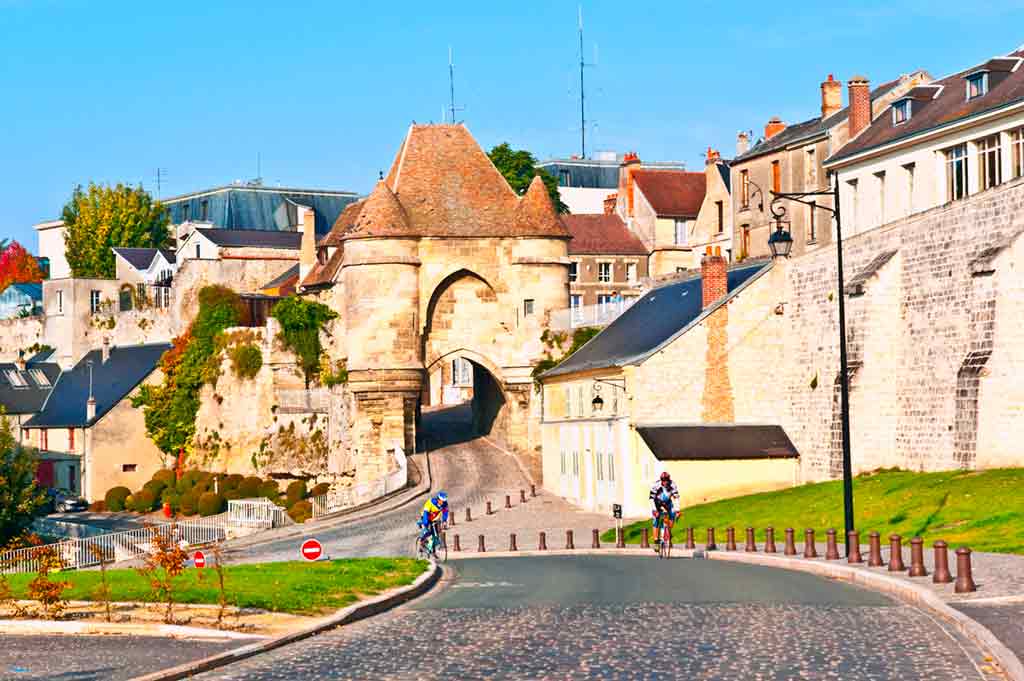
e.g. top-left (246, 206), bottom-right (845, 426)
top-left (415, 536), bottom-right (426, 560)
top-left (438, 531), bottom-right (448, 563)
top-left (660, 525), bottom-right (672, 559)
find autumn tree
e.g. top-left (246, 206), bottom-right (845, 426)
top-left (0, 241), bottom-right (44, 292)
top-left (488, 143), bottom-right (568, 213)
top-left (62, 183), bottom-right (171, 278)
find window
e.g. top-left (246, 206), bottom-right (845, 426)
top-left (771, 160), bottom-right (781, 193)
top-left (904, 163), bottom-right (916, 216)
top-left (597, 294), bottom-right (614, 315)
top-left (560, 449), bottom-right (567, 475)
top-left (945, 143), bottom-right (969, 202)
top-left (570, 294), bottom-right (582, 322)
top-left (740, 170), bottom-right (750, 208)
top-left (626, 263), bottom-right (637, 283)
top-left (966, 73), bottom-right (988, 100)
top-left (576, 386), bottom-right (584, 418)
top-left (137, 283), bottom-right (146, 301)
top-left (559, 169), bottom-right (571, 186)
top-left (806, 149), bottom-right (817, 185)
top-left (568, 261), bottom-right (578, 282)
top-left (846, 179), bottom-right (859, 230)
top-left (195, 243), bottom-right (202, 259)
top-left (565, 386), bottom-right (573, 419)
top-left (523, 299), bottom-right (535, 316)
top-left (977, 134), bottom-right (1002, 191)
top-left (122, 464), bottom-right (137, 473)
top-left (451, 357), bottom-right (472, 385)
top-left (56, 290), bottom-right (63, 314)
top-left (595, 451), bottom-right (603, 481)
top-left (200, 199), bottom-right (209, 221)
top-left (607, 449), bottom-right (615, 481)
top-left (40, 429), bottom-right (48, 450)
top-left (89, 290), bottom-right (101, 313)
top-left (1012, 128), bottom-right (1024, 179)
top-left (29, 369), bottom-right (50, 386)
top-left (183, 204), bottom-right (191, 222)
top-left (68, 428), bottom-right (74, 450)
top-left (741, 225), bottom-right (750, 259)
top-left (874, 171), bottom-right (886, 225)
top-left (119, 286), bottom-right (133, 312)
top-left (716, 200), bottom-right (724, 233)
top-left (572, 451), bottom-right (579, 475)
top-left (4, 370), bottom-right (27, 388)
top-left (674, 219), bottom-right (688, 245)
top-left (892, 99), bottom-right (911, 125)
top-left (598, 262), bottom-right (612, 283)
top-left (808, 201), bottom-right (817, 243)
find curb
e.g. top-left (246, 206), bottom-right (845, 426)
top-left (129, 561), bottom-right (443, 681)
top-left (452, 548), bottom-right (695, 559)
top-left (0, 619), bottom-right (267, 640)
top-left (706, 551), bottom-right (1024, 681)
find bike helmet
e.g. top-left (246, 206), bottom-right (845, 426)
top-left (436, 491), bottom-right (449, 505)
top-left (660, 471), bottom-right (671, 483)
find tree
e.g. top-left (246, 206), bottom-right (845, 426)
top-left (0, 411), bottom-right (47, 546)
top-left (488, 143), bottom-right (568, 213)
top-left (0, 241), bottom-right (44, 292)
top-left (62, 183), bottom-right (170, 278)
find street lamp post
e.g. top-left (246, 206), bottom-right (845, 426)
top-left (768, 182), bottom-right (855, 555)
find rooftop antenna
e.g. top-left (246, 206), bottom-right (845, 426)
top-left (577, 6), bottom-right (597, 159)
top-left (155, 168), bottom-right (168, 199)
top-left (447, 46), bottom-right (465, 123)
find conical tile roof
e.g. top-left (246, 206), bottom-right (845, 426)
top-left (514, 175), bottom-right (566, 235)
top-left (345, 181), bottom-right (413, 238)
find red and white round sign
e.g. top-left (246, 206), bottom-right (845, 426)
top-left (193, 550), bottom-right (206, 568)
top-left (300, 538), bottom-right (323, 562)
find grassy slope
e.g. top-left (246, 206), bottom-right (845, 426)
top-left (5, 558), bottom-right (426, 616)
top-left (603, 468), bottom-right (1024, 554)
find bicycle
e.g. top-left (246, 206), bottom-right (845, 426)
top-left (654, 509), bottom-right (675, 560)
top-left (415, 520), bottom-right (448, 563)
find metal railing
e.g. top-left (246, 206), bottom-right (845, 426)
top-left (548, 298), bottom-right (638, 331)
top-left (277, 388), bottom-right (330, 413)
top-left (227, 498), bottom-right (293, 529)
top-left (311, 442), bottom-right (408, 518)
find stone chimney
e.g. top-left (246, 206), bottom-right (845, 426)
top-left (847, 75), bottom-right (871, 139)
top-left (619, 152), bottom-right (641, 217)
top-left (101, 337), bottom-right (110, 364)
top-left (701, 246), bottom-right (728, 309)
top-left (603, 192), bottom-right (617, 215)
top-left (299, 207), bottom-right (316, 283)
top-left (736, 131), bottom-right (750, 156)
top-left (764, 117), bottom-right (786, 140)
top-left (14, 351), bottom-right (25, 371)
top-left (705, 147), bottom-right (721, 166)
top-left (821, 74), bottom-right (842, 119)
top-left (86, 396), bottom-right (96, 423)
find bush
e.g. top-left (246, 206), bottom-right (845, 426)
top-left (88, 500), bottom-right (106, 513)
top-left (287, 500), bottom-right (312, 523)
top-left (131, 489), bottom-right (157, 513)
top-left (104, 486), bottom-right (132, 512)
top-left (238, 476), bottom-right (262, 498)
top-left (308, 483), bottom-right (331, 498)
top-left (143, 479), bottom-right (167, 497)
top-left (160, 488), bottom-right (180, 513)
top-left (259, 480), bottom-right (280, 501)
top-left (151, 469), bottom-right (176, 486)
top-left (230, 343), bottom-right (263, 379)
top-left (223, 489), bottom-right (242, 501)
top-left (179, 491), bottom-right (198, 516)
top-left (224, 474), bottom-right (244, 491)
top-left (286, 480), bottom-right (307, 506)
top-left (198, 492), bottom-right (226, 517)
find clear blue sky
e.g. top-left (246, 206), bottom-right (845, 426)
top-left (2, 0), bottom-right (1022, 249)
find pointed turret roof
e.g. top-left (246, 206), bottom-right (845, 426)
top-left (344, 181), bottom-right (412, 239)
top-left (514, 175), bottom-right (565, 235)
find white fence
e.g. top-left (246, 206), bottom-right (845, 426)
top-left (227, 498), bottom-right (294, 529)
top-left (311, 441), bottom-right (408, 518)
top-left (277, 388), bottom-right (330, 413)
top-left (548, 298), bottom-right (638, 331)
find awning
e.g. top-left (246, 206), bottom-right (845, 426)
top-left (637, 424), bottom-right (799, 461)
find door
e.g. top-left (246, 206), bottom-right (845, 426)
top-left (36, 460), bottom-right (55, 488)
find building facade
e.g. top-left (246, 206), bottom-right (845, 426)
top-left (562, 213), bottom-right (649, 316)
top-left (538, 152), bottom-right (685, 215)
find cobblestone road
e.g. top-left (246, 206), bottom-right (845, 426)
top-left (192, 556), bottom-right (998, 681)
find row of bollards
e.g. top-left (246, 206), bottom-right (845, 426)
top-left (458, 486), bottom-right (537, 525)
top-left (451, 527), bottom-right (629, 554)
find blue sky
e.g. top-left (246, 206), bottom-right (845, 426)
top-left (2, 0), bottom-right (1023, 249)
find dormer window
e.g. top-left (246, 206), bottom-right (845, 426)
top-left (892, 99), bottom-right (911, 125)
top-left (966, 72), bottom-right (988, 100)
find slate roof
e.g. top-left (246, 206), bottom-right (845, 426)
top-left (637, 424), bottom-right (799, 460)
top-left (630, 169), bottom-right (706, 218)
top-left (24, 343), bottom-right (171, 428)
top-left (563, 214), bottom-right (648, 255)
top-left (113, 248), bottom-right (160, 271)
top-left (0, 361), bottom-right (60, 415)
top-left (5, 282), bottom-right (43, 301)
top-left (828, 52), bottom-right (1024, 165)
top-left (197, 228), bottom-right (302, 250)
top-left (261, 264), bottom-right (299, 293)
top-left (543, 262), bottom-right (770, 377)
top-left (537, 158), bottom-right (687, 189)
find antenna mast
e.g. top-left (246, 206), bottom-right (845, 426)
top-left (447, 46), bottom-right (465, 123)
top-left (579, 7), bottom-right (585, 158)
top-left (155, 168), bottom-right (167, 199)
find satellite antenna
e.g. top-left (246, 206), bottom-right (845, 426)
top-left (447, 46), bottom-right (465, 123)
top-left (577, 6), bottom-right (597, 159)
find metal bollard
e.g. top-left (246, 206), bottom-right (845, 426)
top-left (566, 530), bottom-right (575, 550)
top-left (725, 527), bottom-right (737, 551)
top-left (745, 527), bottom-right (756, 552)
top-left (531, 484), bottom-right (536, 497)
top-left (509, 533), bottom-right (518, 552)
top-left (954, 547), bottom-right (977, 593)
top-left (520, 489), bottom-right (527, 504)
top-left (685, 526), bottom-right (696, 550)
top-left (453, 534), bottom-right (461, 551)
top-left (908, 536), bottom-right (928, 577)
top-left (825, 529), bottom-right (840, 560)
top-left (641, 527), bottom-right (650, 549)
top-left (706, 527), bottom-right (718, 551)
top-left (888, 535), bottom-right (906, 572)
top-left (486, 501), bottom-right (492, 515)
top-left (616, 527), bottom-right (626, 549)
top-left (465, 507), bottom-right (472, 523)
top-left (505, 495), bottom-right (511, 509)
top-left (539, 531), bottom-right (548, 551)
top-left (764, 527), bottom-right (777, 553)
top-left (847, 530), bottom-right (863, 564)
top-left (477, 535), bottom-right (486, 552)
top-left (784, 528), bottom-right (797, 556)
top-left (867, 531), bottom-right (884, 567)
top-left (804, 529), bottom-right (818, 558)
top-left (932, 541), bottom-right (953, 583)
top-left (592, 529), bottom-right (601, 549)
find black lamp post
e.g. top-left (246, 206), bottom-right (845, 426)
top-left (768, 181), bottom-right (855, 555)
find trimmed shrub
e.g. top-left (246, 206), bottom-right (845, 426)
top-left (229, 343), bottom-right (263, 379)
top-left (259, 480), bottom-right (280, 501)
top-left (308, 483), bottom-right (331, 498)
top-left (183, 470), bottom-right (205, 488)
top-left (223, 489), bottom-right (242, 501)
top-left (197, 492), bottom-right (226, 517)
top-left (225, 474), bottom-right (244, 491)
top-left (105, 486), bottom-right (132, 512)
top-left (287, 500), bottom-right (312, 523)
top-left (151, 469), bottom-right (176, 486)
top-left (143, 479), bottom-right (167, 497)
top-left (131, 489), bottom-right (157, 513)
top-left (179, 491), bottom-right (198, 516)
top-left (238, 476), bottom-right (262, 497)
top-left (286, 480), bottom-right (307, 506)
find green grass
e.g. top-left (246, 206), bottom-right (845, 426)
top-left (5, 558), bottom-right (427, 616)
top-left (603, 468), bottom-right (1024, 554)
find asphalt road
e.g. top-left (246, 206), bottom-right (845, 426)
top-left (191, 555), bottom-right (997, 680)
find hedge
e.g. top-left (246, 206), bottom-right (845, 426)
top-left (104, 486), bottom-right (132, 512)
top-left (198, 492), bottom-right (226, 517)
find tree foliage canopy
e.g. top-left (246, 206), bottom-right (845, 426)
top-left (488, 143), bottom-right (568, 213)
top-left (0, 411), bottom-right (47, 545)
top-left (62, 183), bottom-right (171, 279)
top-left (0, 241), bottom-right (44, 293)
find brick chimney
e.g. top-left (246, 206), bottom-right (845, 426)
top-left (603, 192), bottom-right (617, 215)
top-left (847, 75), bottom-right (871, 139)
top-left (701, 246), bottom-right (728, 309)
top-left (736, 131), bottom-right (750, 156)
top-left (705, 147), bottom-right (721, 165)
top-left (821, 74), bottom-right (842, 119)
top-left (764, 117), bottom-right (786, 140)
top-left (14, 350), bottom-right (25, 371)
top-left (299, 206), bottom-right (316, 283)
top-left (619, 152), bottom-right (641, 217)
top-left (101, 337), bottom-right (110, 364)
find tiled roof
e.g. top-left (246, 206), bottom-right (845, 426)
top-left (513, 176), bottom-right (567, 236)
top-left (321, 201), bottom-right (364, 246)
top-left (563, 214), bottom-right (648, 255)
top-left (631, 169), bottom-right (706, 218)
top-left (0, 361), bottom-right (60, 415)
top-left (301, 247), bottom-right (344, 289)
top-left (261, 264), bottom-right (299, 293)
top-left (197, 228), bottom-right (301, 250)
top-left (829, 53), bottom-right (1024, 164)
top-left (345, 181), bottom-right (413, 239)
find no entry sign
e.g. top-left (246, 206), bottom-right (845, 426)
top-left (300, 538), bottom-right (323, 561)
top-left (193, 550), bottom-right (206, 568)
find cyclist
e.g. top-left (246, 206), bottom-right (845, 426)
top-left (649, 472), bottom-right (680, 549)
top-left (417, 491), bottom-right (450, 548)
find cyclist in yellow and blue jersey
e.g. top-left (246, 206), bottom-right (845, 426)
top-left (417, 491), bottom-right (450, 543)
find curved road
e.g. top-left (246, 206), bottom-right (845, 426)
top-left (193, 555), bottom-right (997, 680)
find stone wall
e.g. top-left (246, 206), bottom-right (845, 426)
top-left (0, 317), bottom-right (45, 361)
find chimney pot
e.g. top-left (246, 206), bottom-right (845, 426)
top-left (736, 131), bottom-right (750, 156)
top-left (847, 76), bottom-right (871, 139)
top-left (701, 249), bottom-right (728, 309)
top-left (101, 338), bottom-right (110, 364)
top-left (86, 396), bottom-right (96, 423)
top-left (821, 73), bottom-right (843, 119)
top-left (15, 350), bottom-right (25, 372)
top-left (764, 117), bottom-right (786, 140)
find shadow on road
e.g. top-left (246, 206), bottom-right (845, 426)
top-left (418, 403), bottom-right (478, 451)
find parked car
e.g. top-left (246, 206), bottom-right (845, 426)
top-left (43, 488), bottom-right (88, 513)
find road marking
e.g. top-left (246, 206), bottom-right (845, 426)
top-left (452, 581), bottom-right (524, 589)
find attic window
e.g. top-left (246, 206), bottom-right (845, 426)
top-left (892, 100), bottom-right (911, 125)
top-left (966, 73), bottom-right (988, 100)
top-left (4, 370), bottom-right (27, 388)
top-left (29, 369), bottom-right (50, 387)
